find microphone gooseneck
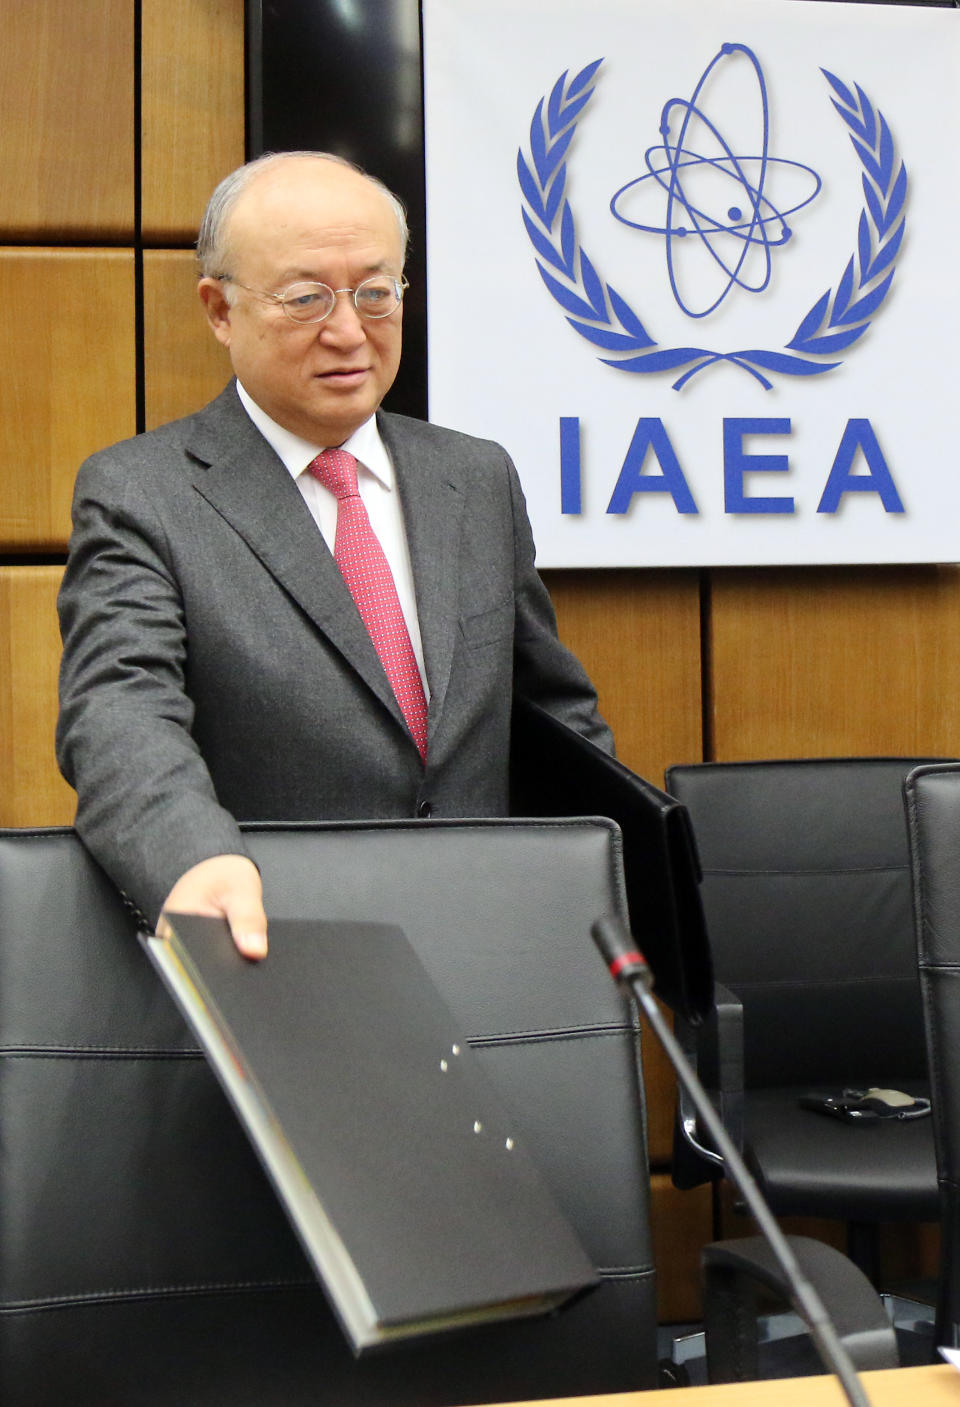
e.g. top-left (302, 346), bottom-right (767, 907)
top-left (591, 915), bottom-right (874, 1407)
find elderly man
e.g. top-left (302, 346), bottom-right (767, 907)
top-left (56, 151), bottom-right (612, 957)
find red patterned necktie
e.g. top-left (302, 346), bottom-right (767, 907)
top-left (308, 447), bottom-right (428, 760)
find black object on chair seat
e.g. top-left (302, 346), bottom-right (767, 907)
top-left (743, 1085), bottom-right (937, 1222)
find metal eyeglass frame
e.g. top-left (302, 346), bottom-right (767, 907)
top-left (217, 273), bottom-right (408, 322)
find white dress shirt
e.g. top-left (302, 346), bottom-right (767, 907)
top-left (236, 381), bottom-right (429, 693)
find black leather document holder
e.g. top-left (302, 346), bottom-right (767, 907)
top-left (143, 914), bottom-right (597, 1354)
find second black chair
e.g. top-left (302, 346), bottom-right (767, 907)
top-left (665, 758), bottom-right (940, 1282)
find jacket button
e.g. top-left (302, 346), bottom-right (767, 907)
top-left (417, 800), bottom-right (433, 818)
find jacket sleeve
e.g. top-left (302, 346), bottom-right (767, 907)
top-left (56, 450), bottom-right (249, 927)
top-left (505, 450), bottom-right (616, 755)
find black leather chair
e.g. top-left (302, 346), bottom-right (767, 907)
top-left (665, 759), bottom-right (940, 1282)
top-left (0, 818), bottom-right (657, 1407)
top-left (904, 761), bottom-right (960, 1348)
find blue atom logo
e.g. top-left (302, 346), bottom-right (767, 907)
top-left (610, 42), bottom-right (822, 319)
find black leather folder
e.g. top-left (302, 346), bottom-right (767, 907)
top-left (143, 914), bottom-right (597, 1354)
top-left (510, 695), bottom-right (713, 1022)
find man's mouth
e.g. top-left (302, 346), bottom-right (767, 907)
top-left (318, 367), bottom-right (368, 382)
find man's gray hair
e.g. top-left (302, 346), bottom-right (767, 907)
top-left (196, 151), bottom-right (409, 279)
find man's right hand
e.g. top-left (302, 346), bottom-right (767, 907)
top-left (157, 854), bottom-right (268, 959)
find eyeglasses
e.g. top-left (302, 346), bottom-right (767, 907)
top-left (218, 273), bottom-right (408, 323)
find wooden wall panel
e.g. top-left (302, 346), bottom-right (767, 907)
top-left (0, 1), bottom-right (134, 240)
top-left (543, 569), bottom-right (703, 783)
top-left (141, 0), bottom-right (246, 243)
top-left (143, 250), bottom-right (233, 429)
top-left (710, 566), bottom-right (960, 759)
top-left (650, 1176), bottom-right (713, 1324)
top-left (0, 566), bottom-right (74, 827)
top-left (0, 250), bottom-right (136, 552)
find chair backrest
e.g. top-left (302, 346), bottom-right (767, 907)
top-left (904, 762), bottom-right (960, 1346)
top-left (511, 696), bottom-right (713, 1023)
top-left (0, 818), bottom-right (656, 1407)
top-left (665, 759), bottom-right (938, 1088)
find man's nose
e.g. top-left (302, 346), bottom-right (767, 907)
top-left (317, 291), bottom-right (367, 345)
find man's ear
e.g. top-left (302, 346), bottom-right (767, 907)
top-left (198, 278), bottom-right (233, 347)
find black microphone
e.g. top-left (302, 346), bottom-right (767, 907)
top-left (591, 915), bottom-right (874, 1407)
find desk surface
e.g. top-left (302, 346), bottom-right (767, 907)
top-left (485, 1363), bottom-right (959, 1406)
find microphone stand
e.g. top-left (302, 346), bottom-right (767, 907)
top-left (591, 916), bottom-right (873, 1407)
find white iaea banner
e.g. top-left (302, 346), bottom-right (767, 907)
top-left (422, 0), bottom-right (960, 566)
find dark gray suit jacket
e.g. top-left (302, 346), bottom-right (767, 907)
top-left (57, 383), bottom-right (612, 923)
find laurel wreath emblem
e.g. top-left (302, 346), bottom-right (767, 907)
top-left (517, 59), bottom-right (907, 389)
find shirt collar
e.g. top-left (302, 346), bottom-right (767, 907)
top-left (235, 380), bottom-right (394, 489)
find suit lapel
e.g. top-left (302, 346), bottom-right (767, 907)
top-left (185, 386), bottom-right (406, 729)
top-left (379, 412), bottom-right (465, 733)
